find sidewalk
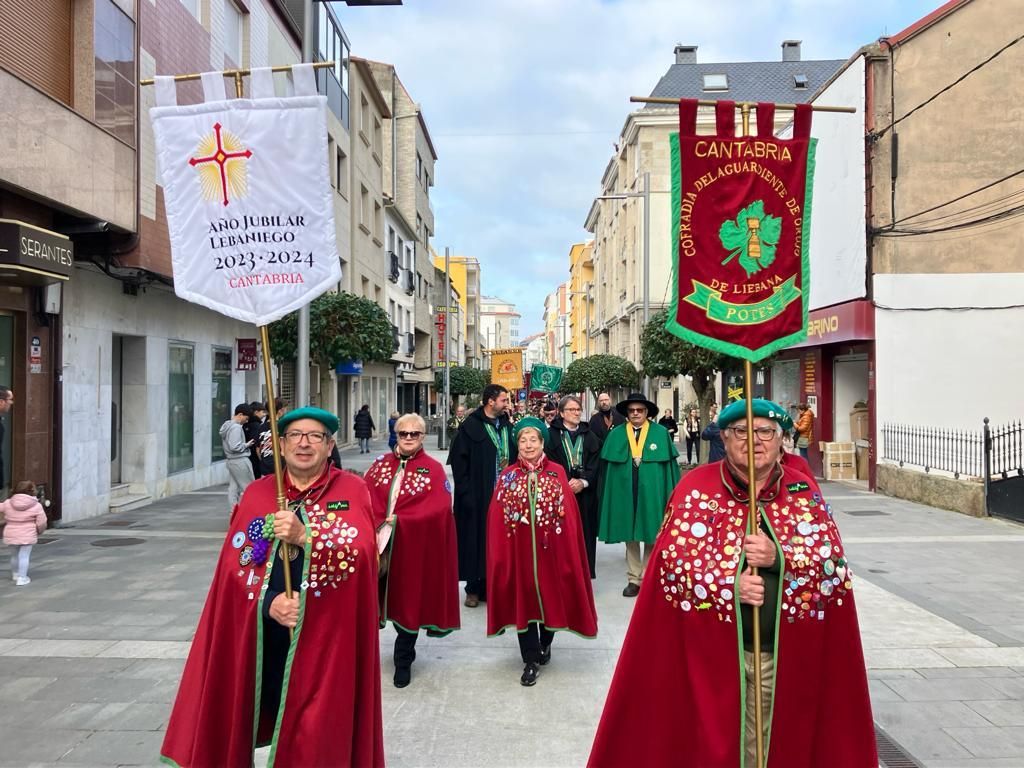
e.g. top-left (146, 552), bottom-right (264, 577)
top-left (0, 439), bottom-right (1022, 766)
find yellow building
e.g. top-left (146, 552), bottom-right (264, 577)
top-left (431, 251), bottom-right (484, 368)
top-left (568, 241), bottom-right (594, 359)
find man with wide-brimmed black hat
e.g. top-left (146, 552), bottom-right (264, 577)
top-left (597, 392), bottom-right (680, 597)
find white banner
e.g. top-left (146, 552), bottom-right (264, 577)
top-left (149, 64), bottom-right (341, 326)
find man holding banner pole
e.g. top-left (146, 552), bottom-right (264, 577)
top-left (589, 99), bottom-right (874, 767)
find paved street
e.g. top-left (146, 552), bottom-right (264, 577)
top-left (2, 439), bottom-right (1024, 766)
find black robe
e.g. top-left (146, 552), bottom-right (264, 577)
top-left (447, 408), bottom-right (518, 585)
top-left (545, 416), bottom-right (601, 578)
top-left (588, 408), bottom-right (625, 446)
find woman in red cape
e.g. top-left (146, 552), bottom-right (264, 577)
top-left (364, 412), bottom-right (460, 688)
top-left (589, 400), bottom-right (875, 768)
top-left (487, 416), bottom-right (598, 686)
top-left (160, 407), bottom-right (384, 768)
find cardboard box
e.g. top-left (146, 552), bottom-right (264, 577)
top-left (823, 442), bottom-right (856, 481)
top-left (855, 445), bottom-right (869, 481)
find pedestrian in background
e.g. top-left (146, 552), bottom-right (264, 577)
top-left (387, 410), bottom-right (400, 451)
top-left (447, 404), bottom-right (466, 441)
top-left (220, 403), bottom-right (255, 512)
top-left (702, 403), bottom-right (726, 463)
top-left (257, 398), bottom-right (288, 478)
top-left (658, 408), bottom-right (679, 442)
top-left (684, 407), bottom-right (701, 465)
top-left (794, 403), bottom-right (815, 459)
top-left (487, 417), bottom-right (597, 686)
top-left (2, 480), bottom-right (47, 586)
top-left (588, 391), bottom-right (624, 447)
top-left (354, 404), bottom-right (375, 454)
top-left (244, 401), bottom-right (266, 479)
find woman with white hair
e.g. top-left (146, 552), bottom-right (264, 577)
top-left (364, 413), bottom-right (460, 689)
top-left (486, 416), bottom-right (598, 687)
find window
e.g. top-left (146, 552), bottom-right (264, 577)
top-left (373, 201), bottom-right (383, 242)
top-left (223, 0), bottom-right (244, 65)
top-left (415, 152), bottom-right (423, 180)
top-left (794, 74), bottom-right (809, 89)
top-left (315, 5), bottom-right (350, 128)
top-left (702, 73), bottom-right (729, 91)
top-left (168, 343), bottom-right (195, 474)
top-left (210, 348), bottom-right (232, 461)
top-left (179, 0), bottom-right (200, 20)
top-left (359, 93), bottom-right (370, 141)
top-left (359, 185), bottom-right (370, 233)
top-left (336, 147), bottom-right (349, 198)
top-left (415, 214), bottom-right (423, 240)
top-left (373, 116), bottom-right (383, 160)
top-left (94, 0), bottom-right (136, 145)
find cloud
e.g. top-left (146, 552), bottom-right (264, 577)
top-left (336, 0), bottom-right (939, 336)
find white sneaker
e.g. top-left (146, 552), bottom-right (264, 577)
top-left (14, 576), bottom-right (30, 586)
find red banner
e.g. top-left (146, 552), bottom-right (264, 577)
top-left (667, 99), bottom-right (815, 361)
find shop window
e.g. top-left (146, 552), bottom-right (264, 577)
top-left (168, 343), bottom-right (195, 474)
top-left (210, 347), bottom-right (232, 461)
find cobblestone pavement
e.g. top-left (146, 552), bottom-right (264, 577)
top-left (1, 438), bottom-right (1022, 766)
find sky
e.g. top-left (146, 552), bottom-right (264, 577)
top-left (337, 0), bottom-right (944, 337)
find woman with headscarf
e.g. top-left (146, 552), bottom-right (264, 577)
top-left (364, 413), bottom-right (460, 689)
top-left (486, 416), bottom-right (598, 687)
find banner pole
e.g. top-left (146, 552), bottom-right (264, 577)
top-left (740, 103), bottom-right (765, 768)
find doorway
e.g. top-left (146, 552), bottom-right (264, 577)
top-left (0, 313), bottom-right (13, 491)
top-left (833, 355), bottom-right (869, 442)
top-left (111, 335), bottom-right (123, 483)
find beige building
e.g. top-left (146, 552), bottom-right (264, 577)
top-left (480, 295), bottom-right (521, 351)
top-left (543, 282), bottom-right (571, 369)
top-left (567, 241), bottom-right (594, 359)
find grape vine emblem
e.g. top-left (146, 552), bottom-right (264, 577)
top-left (718, 200), bottom-right (781, 277)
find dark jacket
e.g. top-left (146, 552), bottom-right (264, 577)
top-left (447, 407), bottom-right (517, 583)
top-left (545, 417), bottom-right (601, 487)
top-left (658, 416), bottom-right (678, 437)
top-left (701, 422), bottom-right (726, 463)
top-left (589, 408), bottom-right (625, 446)
top-left (353, 408), bottom-right (375, 439)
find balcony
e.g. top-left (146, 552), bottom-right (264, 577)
top-left (404, 269), bottom-right (416, 295)
top-left (387, 252), bottom-right (401, 283)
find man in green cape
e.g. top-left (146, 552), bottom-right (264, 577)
top-left (598, 393), bottom-right (680, 597)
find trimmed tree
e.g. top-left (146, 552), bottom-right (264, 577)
top-left (268, 292), bottom-right (396, 366)
top-left (641, 308), bottom-right (730, 428)
top-left (435, 365), bottom-right (488, 404)
top-left (561, 354), bottom-right (639, 398)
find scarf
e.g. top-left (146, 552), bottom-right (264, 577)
top-left (484, 420), bottom-right (510, 475)
top-left (561, 428), bottom-right (583, 470)
top-left (626, 421), bottom-right (650, 466)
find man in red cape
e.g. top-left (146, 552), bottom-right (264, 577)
top-left (365, 412), bottom-right (460, 688)
top-left (589, 399), bottom-right (875, 767)
top-left (160, 407), bottom-right (384, 768)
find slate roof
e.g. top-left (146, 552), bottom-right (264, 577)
top-left (647, 58), bottom-right (847, 106)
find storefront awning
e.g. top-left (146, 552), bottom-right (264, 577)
top-left (0, 219), bottom-right (73, 286)
top-left (788, 299), bottom-right (874, 349)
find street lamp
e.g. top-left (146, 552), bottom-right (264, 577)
top-left (594, 171), bottom-right (650, 396)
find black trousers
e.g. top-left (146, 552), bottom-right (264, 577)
top-left (517, 624), bottom-right (555, 664)
top-left (394, 625), bottom-right (418, 669)
top-left (686, 435), bottom-right (700, 463)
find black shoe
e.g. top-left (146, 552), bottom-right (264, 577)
top-left (622, 583), bottom-right (640, 597)
top-left (394, 666), bottom-right (411, 688)
top-left (539, 644), bottom-right (552, 666)
top-left (520, 662), bottom-right (540, 686)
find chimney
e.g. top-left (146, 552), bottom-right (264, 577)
top-left (782, 40), bottom-right (801, 62)
top-left (674, 44), bottom-right (697, 65)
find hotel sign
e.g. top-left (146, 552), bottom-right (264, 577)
top-left (0, 219), bottom-right (74, 282)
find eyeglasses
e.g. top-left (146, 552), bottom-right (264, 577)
top-left (562, 407), bottom-right (581, 412)
top-left (397, 431), bottom-right (423, 439)
top-left (627, 407), bottom-right (647, 414)
top-left (727, 425), bottom-right (780, 441)
top-left (283, 430), bottom-right (329, 445)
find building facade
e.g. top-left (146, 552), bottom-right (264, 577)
top-left (567, 241), bottom-right (594, 359)
top-left (432, 253), bottom-right (483, 368)
top-left (479, 295), bottom-right (520, 351)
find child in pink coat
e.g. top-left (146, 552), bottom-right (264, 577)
top-left (2, 480), bottom-right (47, 586)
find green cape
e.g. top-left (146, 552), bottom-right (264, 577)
top-left (597, 421), bottom-right (680, 544)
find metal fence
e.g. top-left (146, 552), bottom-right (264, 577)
top-left (881, 418), bottom-right (1024, 481)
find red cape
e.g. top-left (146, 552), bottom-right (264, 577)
top-left (160, 467), bottom-right (384, 768)
top-left (589, 462), bottom-right (875, 768)
top-left (486, 457), bottom-right (598, 637)
top-left (364, 450), bottom-right (461, 633)
top-left (781, 449), bottom-right (814, 479)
